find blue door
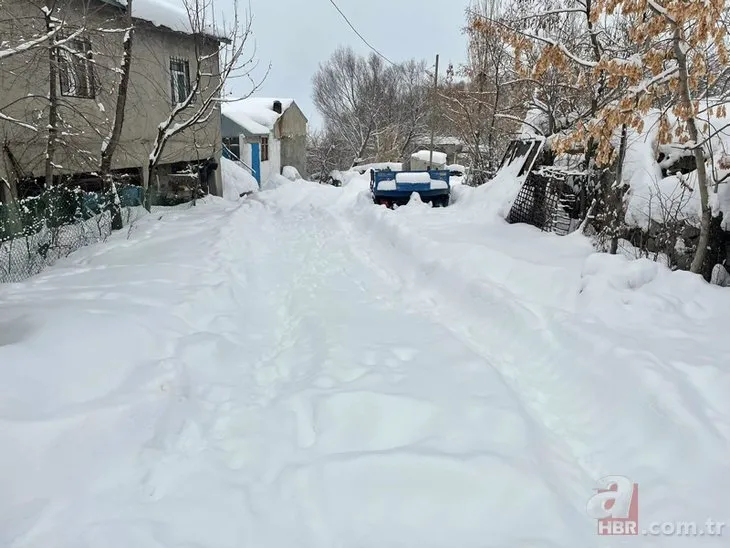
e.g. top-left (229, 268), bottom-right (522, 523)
top-left (251, 143), bottom-right (261, 184)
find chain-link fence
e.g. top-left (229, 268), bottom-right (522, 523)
top-left (0, 185), bottom-right (153, 283)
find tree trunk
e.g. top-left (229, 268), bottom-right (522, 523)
top-left (145, 163), bottom-right (155, 211)
top-left (100, 1), bottom-right (134, 230)
top-left (351, 126), bottom-right (372, 168)
top-left (44, 7), bottom-right (58, 189)
top-left (671, 27), bottom-right (713, 275)
top-left (610, 124), bottom-right (629, 254)
top-left (488, 69), bottom-right (500, 159)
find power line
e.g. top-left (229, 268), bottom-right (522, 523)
top-left (325, 0), bottom-right (397, 66)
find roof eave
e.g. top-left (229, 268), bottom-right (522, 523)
top-left (134, 17), bottom-right (228, 42)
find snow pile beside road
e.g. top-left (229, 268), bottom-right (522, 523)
top-left (260, 173), bottom-right (294, 191)
top-left (221, 157), bottom-right (258, 200)
top-left (282, 166), bottom-right (302, 181)
top-left (458, 159), bottom-right (531, 219)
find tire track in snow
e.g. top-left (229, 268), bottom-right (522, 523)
top-left (333, 202), bottom-right (730, 538)
top-left (324, 207), bottom-right (597, 521)
top-left (212, 196), bottom-right (595, 546)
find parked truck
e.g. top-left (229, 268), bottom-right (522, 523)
top-left (370, 169), bottom-right (451, 208)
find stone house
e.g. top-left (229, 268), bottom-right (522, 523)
top-left (0, 0), bottom-right (225, 202)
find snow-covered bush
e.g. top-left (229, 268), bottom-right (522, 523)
top-left (282, 166), bottom-right (302, 182)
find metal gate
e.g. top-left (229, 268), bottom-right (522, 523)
top-left (507, 169), bottom-right (579, 236)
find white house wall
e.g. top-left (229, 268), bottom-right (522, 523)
top-left (236, 133), bottom-right (282, 183)
top-left (260, 137), bottom-right (281, 183)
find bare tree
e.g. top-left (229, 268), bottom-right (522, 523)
top-left (2, 0), bottom-right (134, 194)
top-left (312, 47), bottom-right (429, 168)
top-left (146, 0), bottom-right (262, 209)
top-left (497, 0), bottom-right (730, 277)
top-left (306, 128), bottom-right (344, 181)
top-left (313, 47), bottom-right (384, 166)
top-left (100, 0), bottom-right (134, 229)
top-left (440, 0), bottom-right (527, 184)
top-left (0, 1), bottom-right (62, 132)
top-left (383, 59), bottom-right (430, 160)
top-left (43, 3), bottom-right (60, 188)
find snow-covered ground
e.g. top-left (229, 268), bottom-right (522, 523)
top-left (1, 171), bottom-right (730, 547)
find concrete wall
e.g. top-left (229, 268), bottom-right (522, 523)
top-left (275, 103), bottom-right (307, 176)
top-left (275, 103), bottom-right (308, 139)
top-left (0, 0), bottom-right (222, 195)
top-left (280, 136), bottom-right (307, 176)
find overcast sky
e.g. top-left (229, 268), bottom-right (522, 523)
top-left (224, 0), bottom-right (471, 129)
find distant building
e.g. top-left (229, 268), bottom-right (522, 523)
top-left (406, 150), bottom-right (449, 171)
top-left (411, 136), bottom-right (467, 166)
top-left (221, 98), bottom-right (308, 184)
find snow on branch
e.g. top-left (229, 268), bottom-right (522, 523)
top-left (0, 111), bottom-right (39, 132)
top-left (514, 7), bottom-right (589, 21)
top-left (627, 64), bottom-right (679, 95)
top-left (495, 113), bottom-right (545, 135)
top-left (0, 28), bottom-right (60, 60)
top-left (497, 21), bottom-right (597, 69)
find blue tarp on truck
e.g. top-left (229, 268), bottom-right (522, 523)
top-left (370, 169), bottom-right (451, 207)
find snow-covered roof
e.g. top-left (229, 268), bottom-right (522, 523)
top-left (221, 98), bottom-right (296, 137)
top-left (415, 135), bottom-right (464, 146)
top-left (412, 150), bottom-right (448, 165)
top-left (114, 0), bottom-right (225, 39)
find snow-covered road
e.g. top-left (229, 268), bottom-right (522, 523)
top-left (2, 177), bottom-right (730, 547)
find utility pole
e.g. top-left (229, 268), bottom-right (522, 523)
top-left (429, 53), bottom-right (439, 170)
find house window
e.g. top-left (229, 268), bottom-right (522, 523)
top-left (170, 57), bottom-right (191, 104)
top-left (58, 37), bottom-right (95, 98)
top-left (261, 136), bottom-right (269, 161)
top-left (222, 137), bottom-right (240, 160)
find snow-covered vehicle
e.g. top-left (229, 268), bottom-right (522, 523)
top-left (370, 169), bottom-right (451, 207)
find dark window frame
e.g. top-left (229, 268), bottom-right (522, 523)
top-left (261, 136), bottom-right (269, 161)
top-left (222, 136), bottom-right (240, 160)
top-left (170, 57), bottom-right (192, 105)
top-left (58, 35), bottom-right (96, 99)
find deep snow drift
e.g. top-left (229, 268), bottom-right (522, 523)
top-left (1, 172), bottom-right (729, 547)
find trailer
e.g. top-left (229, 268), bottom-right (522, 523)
top-left (370, 169), bottom-right (451, 208)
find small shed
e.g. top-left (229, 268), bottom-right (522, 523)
top-left (221, 98), bottom-right (308, 184)
top-left (407, 150), bottom-right (449, 171)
